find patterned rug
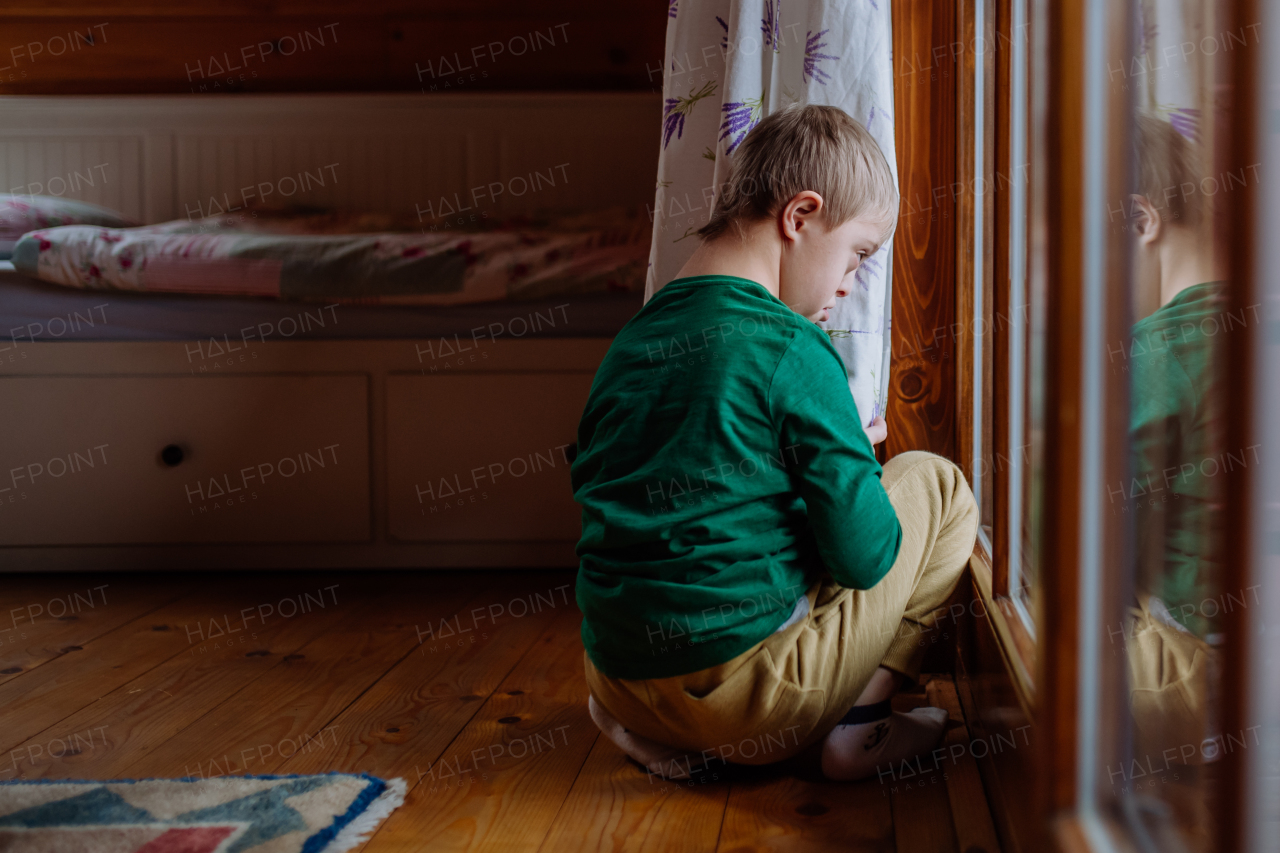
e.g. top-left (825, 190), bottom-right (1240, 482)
top-left (0, 773), bottom-right (406, 853)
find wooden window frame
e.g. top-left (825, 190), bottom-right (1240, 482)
top-left (1031, 0), bottom-right (1259, 851)
top-left (897, 0), bottom-right (1258, 847)
top-left (953, 0), bottom-right (1038, 706)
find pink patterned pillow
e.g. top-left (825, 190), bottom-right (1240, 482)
top-left (0, 194), bottom-right (134, 259)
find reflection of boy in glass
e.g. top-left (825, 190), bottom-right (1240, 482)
top-left (1128, 111), bottom-right (1227, 639)
top-left (1124, 112), bottom-right (1226, 791)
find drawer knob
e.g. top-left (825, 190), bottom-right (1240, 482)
top-left (160, 444), bottom-right (185, 467)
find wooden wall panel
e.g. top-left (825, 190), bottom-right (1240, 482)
top-left (0, 94), bottom-right (660, 223)
top-left (0, 4), bottom-right (666, 94)
top-left (888, 0), bottom-right (958, 460)
top-left (2, 1), bottom-right (639, 12)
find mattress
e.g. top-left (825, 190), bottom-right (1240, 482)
top-left (10, 207), bottom-right (649, 305)
top-left (0, 261), bottom-right (642, 341)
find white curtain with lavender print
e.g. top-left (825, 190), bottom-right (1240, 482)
top-left (645, 0), bottom-right (896, 427)
top-left (1132, 0), bottom-right (1220, 142)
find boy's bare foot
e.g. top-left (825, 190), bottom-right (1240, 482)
top-left (819, 705), bottom-right (949, 781)
top-left (588, 694), bottom-right (705, 780)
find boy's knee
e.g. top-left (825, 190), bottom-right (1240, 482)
top-left (882, 450), bottom-right (943, 471)
top-left (883, 450), bottom-right (963, 479)
top-left (883, 451), bottom-right (967, 495)
top-left (945, 470), bottom-right (980, 539)
top-left (883, 452), bottom-right (977, 532)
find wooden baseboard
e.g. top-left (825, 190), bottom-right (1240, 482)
top-left (955, 554), bottom-right (1037, 853)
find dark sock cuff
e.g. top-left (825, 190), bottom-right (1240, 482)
top-left (836, 697), bottom-right (893, 726)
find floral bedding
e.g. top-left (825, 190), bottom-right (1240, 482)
top-left (0, 195), bottom-right (136, 260)
top-left (9, 207), bottom-right (650, 304)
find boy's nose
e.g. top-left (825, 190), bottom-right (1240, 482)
top-left (837, 270), bottom-right (858, 298)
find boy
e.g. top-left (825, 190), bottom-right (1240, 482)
top-left (570, 103), bottom-right (979, 782)
top-left (1123, 111), bottom-right (1228, 783)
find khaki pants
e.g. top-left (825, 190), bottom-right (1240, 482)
top-left (583, 451), bottom-right (980, 765)
top-left (1126, 595), bottom-right (1217, 766)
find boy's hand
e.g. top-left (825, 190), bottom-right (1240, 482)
top-left (864, 416), bottom-right (887, 446)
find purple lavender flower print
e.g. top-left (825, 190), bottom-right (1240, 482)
top-left (662, 80), bottom-right (717, 148)
top-left (716, 16), bottom-right (728, 50)
top-left (1168, 107), bottom-right (1200, 142)
top-left (719, 96), bottom-right (763, 154)
top-left (762, 1), bottom-right (781, 51)
top-left (803, 29), bottom-right (839, 85)
top-left (854, 254), bottom-right (882, 292)
top-left (669, 0), bottom-right (678, 19)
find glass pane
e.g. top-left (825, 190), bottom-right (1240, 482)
top-left (974, 0), bottom-right (995, 547)
top-left (1248, 4), bottom-right (1280, 846)
top-left (1114, 0), bottom-right (1237, 845)
top-left (1012, 0), bottom-right (1042, 605)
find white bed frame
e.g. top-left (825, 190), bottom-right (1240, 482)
top-left (0, 93), bottom-right (659, 570)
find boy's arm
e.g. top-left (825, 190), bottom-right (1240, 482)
top-left (771, 333), bottom-right (903, 590)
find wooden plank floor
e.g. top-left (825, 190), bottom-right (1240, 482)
top-left (0, 571), bottom-right (1003, 853)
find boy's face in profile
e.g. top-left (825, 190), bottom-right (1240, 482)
top-left (779, 213), bottom-right (887, 322)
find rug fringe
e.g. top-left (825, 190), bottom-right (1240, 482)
top-left (319, 776), bottom-right (407, 853)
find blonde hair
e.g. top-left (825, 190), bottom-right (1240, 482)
top-left (1133, 111), bottom-right (1209, 228)
top-left (698, 103), bottom-right (899, 243)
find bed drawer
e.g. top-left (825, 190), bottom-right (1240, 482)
top-left (0, 375), bottom-right (369, 545)
top-left (386, 372), bottom-right (593, 542)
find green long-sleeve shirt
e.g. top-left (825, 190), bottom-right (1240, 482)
top-left (571, 275), bottom-right (902, 680)
top-left (1129, 280), bottom-right (1232, 637)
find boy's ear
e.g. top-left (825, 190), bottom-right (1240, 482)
top-left (1130, 194), bottom-right (1162, 245)
top-left (779, 190), bottom-right (825, 243)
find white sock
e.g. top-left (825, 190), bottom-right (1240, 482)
top-left (820, 706), bottom-right (950, 782)
top-left (588, 695), bottom-right (699, 779)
